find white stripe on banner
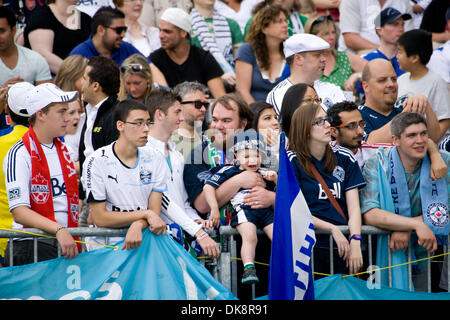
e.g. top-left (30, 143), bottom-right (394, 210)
top-left (290, 190), bottom-right (316, 300)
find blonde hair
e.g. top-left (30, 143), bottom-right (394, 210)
top-left (118, 54), bottom-right (153, 101)
top-left (54, 55), bottom-right (88, 93)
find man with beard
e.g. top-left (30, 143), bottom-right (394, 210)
top-left (358, 58), bottom-right (441, 145)
top-left (328, 100), bottom-right (447, 177)
top-left (183, 93), bottom-right (275, 219)
top-left (69, 6), bottom-right (167, 86)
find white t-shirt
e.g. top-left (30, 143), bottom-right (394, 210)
top-left (397, 70), bottom-right (450, 125)
top-left (266, 78), bottom-right (346, 115)
top-left (338, 0), bottom-right (414, 52)
top-left (214, 0), bottom-right (262, 34)
top-left (427, 41), bottom-right (450, 84)
top-left (83, 97), bottom-right (108, 159)
top-left (82, 142), bottom-right (168, 249)
top-left (0, 45), bottom-right (51, 86)
top-left (3, 140), bottom-right (71, 230)
top-left (145, 136), bottom-right (202, 236)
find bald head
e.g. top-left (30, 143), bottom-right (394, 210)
top-left (361, 58), bottom-right (395, 83)
top-left (362, 59), bottom-right (398, 112)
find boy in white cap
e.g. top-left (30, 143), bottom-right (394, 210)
top-left (266, 33), bottom-right (346, 115)
top-left (149, 7), bottom-right (226, 98)
top-left (3, 83), bottom-right (80, 266)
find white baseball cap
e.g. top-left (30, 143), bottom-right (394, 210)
top-left (160, 8), bottom-right (191, 33)
top-left (283, 34), bottom-right (330, 58)
top-left (7, 82), bottom-right (36, 117)
top-left (24, 83), bottom-right (78, 116)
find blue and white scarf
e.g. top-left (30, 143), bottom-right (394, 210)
top-left (389, 146), bottom-right (449, 245)
top-left (190, 8), bottom-right (235, 75)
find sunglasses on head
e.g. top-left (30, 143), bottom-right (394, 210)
top-left (311, 15), bottom-right (334, 29)
top-left (107, 26), bottom-right (128, 35)
top-left (180, 100), bottom-right (210, 109)
top-left (120, 64), bottom-right (143, 73)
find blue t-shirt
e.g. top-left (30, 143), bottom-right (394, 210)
top-left (235, 43), bottom-right (284, 102)
top-left (69, 36), bottom-right (151, 66)
top-left (288, 147), bottom-right (366, 225)
top-left (363, 49), bottom-right (405, 77)
top-left (358, 104), bottom-right (403, 140)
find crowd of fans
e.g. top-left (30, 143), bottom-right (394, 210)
top-left (0, 0), bottom-right (450, 297)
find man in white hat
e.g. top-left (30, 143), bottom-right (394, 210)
top-left (149, 7), bottom-right (226, 98)
top-left (3, 83), bottom-right (81, 266)
top-left (266, 33), bottom-right (346, 115)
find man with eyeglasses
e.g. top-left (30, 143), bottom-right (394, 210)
top-left (171, 81), bottom-right (210, 160)
top-left (328, 101), bottom-right (447, 176)
top-left (82, 99), bottom-right (168, 251)
top-left (69, 6), bottom-right (168, 87)
top-left (266, 33), bottom-right (346, 115)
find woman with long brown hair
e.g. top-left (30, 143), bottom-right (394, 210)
top-left (287, 103), bottom-right (365, 276)
top-left (235, 5), bottom-right (288, 104)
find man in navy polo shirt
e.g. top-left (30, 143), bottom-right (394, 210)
top-left (363, 7), bottom-right (411, 77)
top-left (358, 58), bottom-right (441, 144)
top-left (69, 6), bottom-right (167, 87)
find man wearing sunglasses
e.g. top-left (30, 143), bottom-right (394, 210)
top-left (69, 6), bottom-right (168, 87)
top-left (171, 81), bottom-right (210, 160)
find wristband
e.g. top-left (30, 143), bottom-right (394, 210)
top-left (349, 234), bottom-right (362, 241)
top-left (196, 232), bottom-right (209, 241)
top-left (55, 225), bottom-right (66, 235)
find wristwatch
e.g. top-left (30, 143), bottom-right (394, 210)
top-left (349, 234), bottom-right (362, 241)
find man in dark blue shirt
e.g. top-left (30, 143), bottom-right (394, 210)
top-left (69, 6), bottom-right (167, 87)
top-left (358, 58), bottom-right (441, 144)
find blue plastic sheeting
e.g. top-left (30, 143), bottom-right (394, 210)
top-left (0, 229), bottom-right (236, 300)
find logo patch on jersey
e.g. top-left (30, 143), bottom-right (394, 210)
top-left (8, 187), bottom-right (21, 201)
top-left (31, 174), bottom-right (50, 204)
top-left (197, 170), bottom-right (212, 182)
top-left (322, 97), bottom-right (333, 110)
top-left (140, 169), bottom-right (152, 184)
top-left (332, 166), bottom-right (345, 182)
top-left (426, 203), bottom-right (448, 227)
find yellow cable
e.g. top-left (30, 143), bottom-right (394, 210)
top-left (0, 228), bottom-right (119, 250)
top-left (342, 251), bottom-right (450, 279)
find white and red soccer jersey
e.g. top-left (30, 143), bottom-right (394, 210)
top-left (3, 140), bottom-right (72, 229)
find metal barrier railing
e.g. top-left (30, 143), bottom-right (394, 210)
top-left (217, 226), bottom-right (450, 297)
top-left (1, 226), bottom-right (449, 298)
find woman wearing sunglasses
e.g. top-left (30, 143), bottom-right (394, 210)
top-left (287, 103), bottom-right (365, 277)
top-left (119, 53), bottom-right (161, 103)
top-left (304, 14), bottom-right (367, 92)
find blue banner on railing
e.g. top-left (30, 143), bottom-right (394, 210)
top-left (314, 274), bottom-right (450, 300)
top-left (0, 229), bottom-right (236, 300)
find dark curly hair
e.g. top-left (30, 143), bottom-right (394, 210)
top-left (245, 5), bottom-right (287, 72)
top-left (87, 56), bottom-right (120, 97)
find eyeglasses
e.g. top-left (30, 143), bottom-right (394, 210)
top-left (120, 64), bottom-right (143, 73)
top-left (312, 117), bottom-right (331, 126)
top-left (335, 120), bottom-right (366, 130)
top-left (123, 120), bottom-right (153, 128)
top-left (107, 26), bottom-right (128, 35)
top-left (180, 100), bottom-right (210, 109)
top-left (301, 97), bottom-right (322, 105)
